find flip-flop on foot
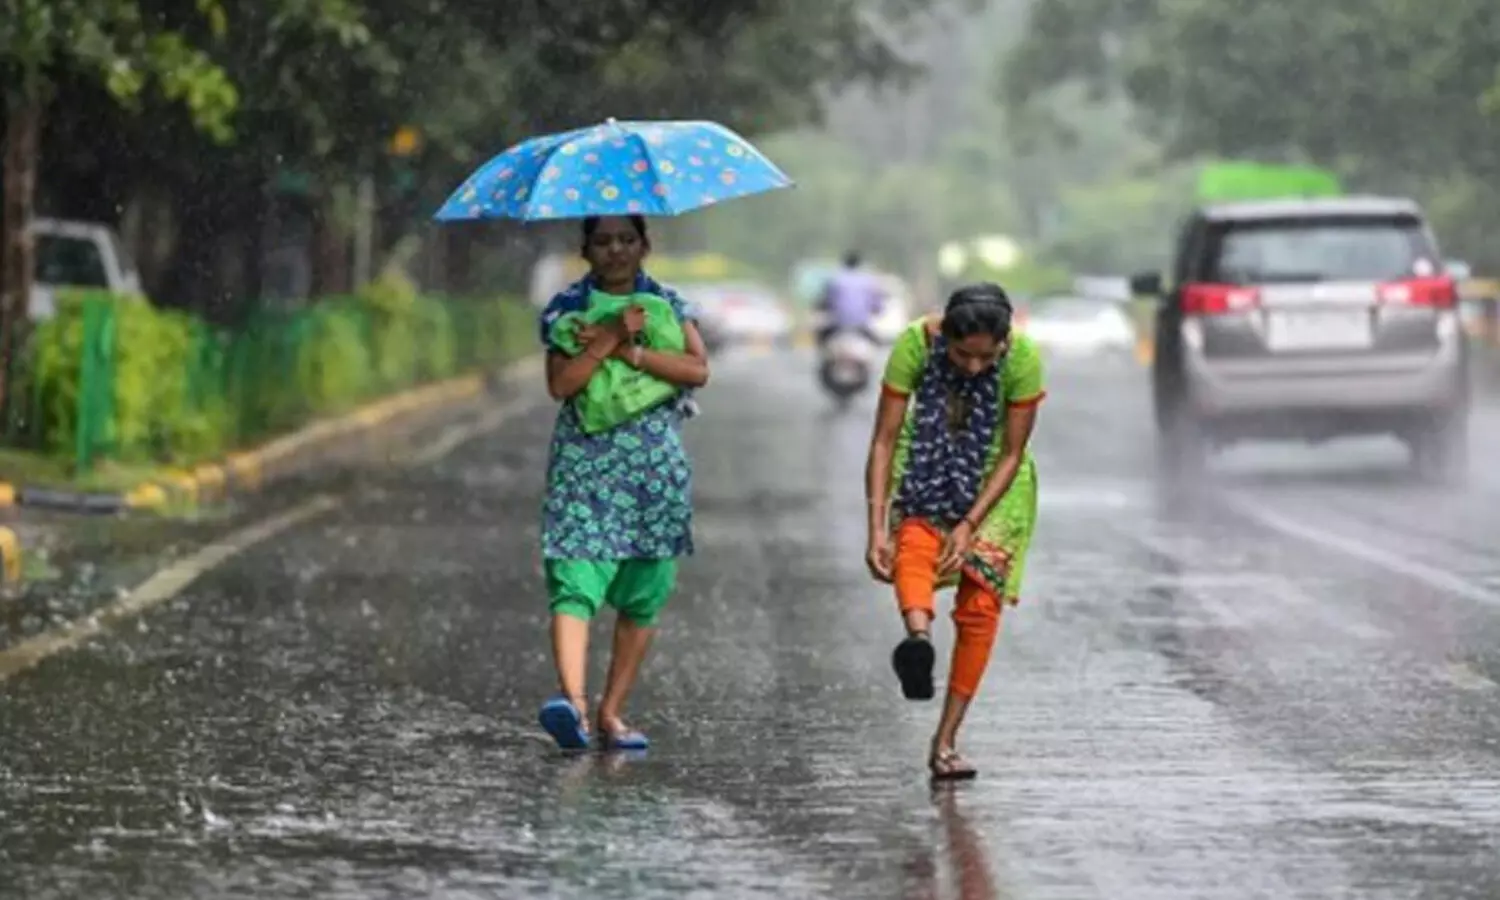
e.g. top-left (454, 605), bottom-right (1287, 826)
top-left (598, 727), bottom-right (649, 752)
top-left (929, 747), bottom-right (978, 782)
top-left (538, 696), bottom-right (590, 751)
top-left (892, 634), bottom-right (936, 700)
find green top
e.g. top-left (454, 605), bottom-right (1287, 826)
top-left (881, 317), bottom-right (1046, 483)
top-left (548, 291), bottom-right (687, 434)
top-left (878, 317), bottom-right (1046, 602)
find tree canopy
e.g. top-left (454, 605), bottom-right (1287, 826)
top-left (6, 0), bottom-right (948, 310)
top-left (1003, 0), bottom-right (1500, 265)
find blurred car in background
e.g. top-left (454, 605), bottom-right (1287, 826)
top-left (1020, 295), bottom-right (1135, 357)
top-left (691, 303), bottom-right (730, 353)
top-left (679, 280), bottom-right (793, 348)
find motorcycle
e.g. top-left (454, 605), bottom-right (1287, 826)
top-left (818, 327), bottom-right (879, 410)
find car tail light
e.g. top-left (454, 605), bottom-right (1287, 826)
top-left (1378, 277), bottom-right (1456, 309)
top-left (1182, 283), bottom-right (1260, 316)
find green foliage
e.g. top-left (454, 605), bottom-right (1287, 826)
top-left (295, 302), bottom-right (375, 415)
top-left (356, 268), bottom-right (423, 389)
top-left (686, 128), bottom-right (1026, 284)
top-left (1004, 0), bottom-right (1500, 270)
top-left (412, 297), bottom-right (456, 383)
top-left (48, 0), bottom-right (948, 262)
top-left (676, 7), bottom-right (1186, 289)
top-left (26, 297), bottom-right (89, 456)
top-left (26, 292), bottom-right (228, 465)
top-left (17, 285), bottom-right (533, 476)
top-left (1040, 166), bottom-right (1197, 274)
top-left (2, 0), bottom-right (240, 136)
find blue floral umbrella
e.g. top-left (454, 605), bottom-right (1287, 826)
top-left (433, 118), bottom-right (794, 222)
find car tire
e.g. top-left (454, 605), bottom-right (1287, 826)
top-left (1409, 408), bottom-right (1469, 484)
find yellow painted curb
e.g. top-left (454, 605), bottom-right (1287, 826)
top-left (193, 464), bottom-right (226, 500)
top-left (0, 526), bottom-right (20, 585)
top-left (224, 453), bottom-right (263, 491)
top-left (125, 482), bottom-right (168, 510)
top-left (160, 470), bottom-right (199, 504)
top-left (0, 482), bottom-right (15, 507)
top-left (352, 407), bottom-right (388, 428)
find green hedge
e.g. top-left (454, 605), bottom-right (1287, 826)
top-left (7, 274), bottom-right (534, 475)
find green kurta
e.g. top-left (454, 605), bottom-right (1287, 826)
top-left (881, 318), bottom-right (1045, 604)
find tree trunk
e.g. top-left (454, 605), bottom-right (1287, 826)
top-left (1, 93), bottom-right (44, 412)
top-left (309, 191), bottom-right (348, 296)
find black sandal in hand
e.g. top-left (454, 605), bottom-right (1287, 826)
top-left (892, 632), bottom-right (936, 700)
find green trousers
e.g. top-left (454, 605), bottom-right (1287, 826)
top-left (545, 558), bottom-right (679, 627)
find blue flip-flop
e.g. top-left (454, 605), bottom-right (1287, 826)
top-left (599, 727), bottom-right (649, 752)
top-left (538, 696), bottom-right (590, 751)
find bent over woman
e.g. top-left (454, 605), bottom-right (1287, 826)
top-left (863, 282), bottom-right (1044, 780)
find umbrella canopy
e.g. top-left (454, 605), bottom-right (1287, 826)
top-left (434, 118), bottom-right (794, 222)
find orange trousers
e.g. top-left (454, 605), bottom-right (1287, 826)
top-left (893, 519), bottom-right (1003, 700)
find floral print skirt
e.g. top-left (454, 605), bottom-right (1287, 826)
top-left (542, 402), bottom-right (694, 560)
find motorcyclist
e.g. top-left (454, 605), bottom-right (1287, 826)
top-left (817, 251), bottom-right (886, 347)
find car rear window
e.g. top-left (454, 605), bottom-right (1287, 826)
top-left (1202, 215), bottom-right (1437, 284)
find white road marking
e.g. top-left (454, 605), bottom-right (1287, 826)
top-left (0, 495), bottom-right (342, 683)
top-left (403, 396), bottom-right (539, 467)
top-left (400, 358), bottom-right (547, 467)
top-left (1223, 494), bottom-right (1500, 608)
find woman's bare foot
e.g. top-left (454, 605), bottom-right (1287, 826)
top-left (596, 712), bottom-right (650, 751)
top-left (929, 744), bottom-right (978, 781)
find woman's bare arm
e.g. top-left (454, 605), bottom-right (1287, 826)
top-left (865, 390), bottom-right (909, 537)
top-left (618, 321), bottom-right (710, 389)
top-left (545, 326), bottom-right (623, 400)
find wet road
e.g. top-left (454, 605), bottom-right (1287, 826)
top-left (4, 346), bottom-right (1500, 899)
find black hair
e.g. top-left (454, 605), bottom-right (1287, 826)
top-left (581, 215), bottom-right (649, 251)
top-left (941, 282), bottom-right (1013, 342)
top-left (842, 250), bottom-right (862, 268)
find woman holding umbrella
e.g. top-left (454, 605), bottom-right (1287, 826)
top-left (863, 282), bottom-right (1044, 780)
top-left (536, 214), bottom-right (710, 751)
top-left (432, 118), bottom-right (794, 751)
